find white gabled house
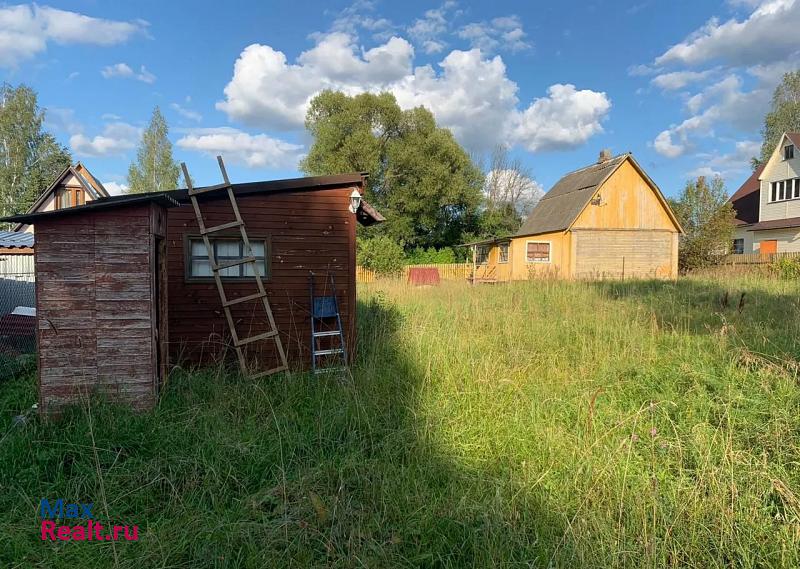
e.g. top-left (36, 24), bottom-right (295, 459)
top-left (730, 132), bottom-right (800, 254)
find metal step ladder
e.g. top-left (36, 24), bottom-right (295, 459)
top-left (181, 156), bottom-right (289, 378)
top-left (309, 272), bottom-right (347, 374)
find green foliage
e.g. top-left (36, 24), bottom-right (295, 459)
top-left (670, 176), bottom-right (735, 272)
top-left (2, 275), bottom-right (800, 567)
top-left (0, 83), bottom-right (71, 223)
top-left (356, 235), bottom-right (405, 276)
top-left (301, 91), bottom-right (484, 249)
top-left (771, 256), bottom-right (800, 280)
top-left (760, 70), bottom-right (800, 163)
top-left (127, 106), bottom-right (180, 194)
top-left (405, 246), bottom-right (457, 265)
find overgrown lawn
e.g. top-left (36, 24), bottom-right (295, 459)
top-left (1, 275), bottom-right (799, 567)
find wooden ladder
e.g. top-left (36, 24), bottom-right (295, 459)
top-left (181, 156), bottom-right (288, 378)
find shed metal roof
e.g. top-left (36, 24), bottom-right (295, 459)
top-left (0, 193), bottom-right (180, 224)
top-left (0, 173), bottom-right (385, 227)
top-left (0, 231), bottom-right (34, 248)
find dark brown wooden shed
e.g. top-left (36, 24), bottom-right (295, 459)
top-left (2, 174), bottom-right (383, 414)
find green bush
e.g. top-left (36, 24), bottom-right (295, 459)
top-left (771, 256), bottom-right (800, 279)
top-left (405, 246), bottom-right (457, 265)
top-left (356, 236), bottom-right (405, 276)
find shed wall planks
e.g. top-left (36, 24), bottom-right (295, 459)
top-left (35, 203), bottom-right (161, 413)
top-left (165, 185), bottom-right (358, 370)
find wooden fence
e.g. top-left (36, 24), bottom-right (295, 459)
top-left (357, 263), bottom-right (472, 283)
top-left (721, 251), bottom-right (800, 265)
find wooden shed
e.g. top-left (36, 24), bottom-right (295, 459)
top-left (469, 152), bottom-right (683, 282)
top-left (2, 174), bottom-right (383, 413)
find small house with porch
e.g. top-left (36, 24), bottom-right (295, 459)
top-left (469, 151), bottom-right (682, 281)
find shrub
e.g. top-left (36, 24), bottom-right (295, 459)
top-left (771, 256), bottom-right (800, 279)
top-left (357, 236), bottom-right (405, 276)
top-left (405, 246), bottom-right (457, 265)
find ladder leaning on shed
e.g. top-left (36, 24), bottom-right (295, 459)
top-left (181, 156), bottom-right (289, 378)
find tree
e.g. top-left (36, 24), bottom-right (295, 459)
top-left (759, 70), bottom-right (800, 164)
top-left (669, 176), bottom-right (735, 272)
top-left (480, 145), bottom-right (542, 237)
top-left (301, 91), bottom-right (484, 250)
top-left (0, 83), bottom-right (71, 223)
top-left (127, 106), bottom-right (180, 193)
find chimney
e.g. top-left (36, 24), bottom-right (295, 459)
top-left (598, 149), bottom-right (612, 163)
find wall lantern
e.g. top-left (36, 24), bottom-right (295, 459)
top-left (349, 189), bottom-right (362, 213)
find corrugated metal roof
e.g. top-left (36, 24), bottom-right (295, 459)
top-left (0, 172), bottom-right (384, 227)
top-left (0, 193), bottom-right (180, 225)
top-left (516, 154), bottom-right (628, 237)
top-left (0, 231), bottom-right (34, 248)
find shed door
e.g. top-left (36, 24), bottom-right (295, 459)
top-left (574, 230), bottom-right (672, 279)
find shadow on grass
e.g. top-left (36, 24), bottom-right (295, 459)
top-left (591, 277), bottom-right (800, 364)
top-left (0, 294), bottom-right (566, 568)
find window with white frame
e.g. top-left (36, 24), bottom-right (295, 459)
top-left (769, 179), bottom-right (800, 202)
top-left (784, 144), bottom-right (795, 160)
top-left (732, 238), bottom-right (744, 255)
top-left (498, 242), bottom-right (509, 263)
top-left (526, 241), bottom-right (550, 263)
top-left (188, 237), bottom-right (268, 279)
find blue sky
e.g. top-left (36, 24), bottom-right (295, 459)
top-left (2, 0), bottom-right (798, 198)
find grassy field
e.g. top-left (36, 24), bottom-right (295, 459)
top-left (1, 274), bottom-right (799, 567)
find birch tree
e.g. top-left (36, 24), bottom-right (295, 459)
top-left (0, 83), bottom-right (71, 224)
top-left (127, 106), bottom-right (180, 193)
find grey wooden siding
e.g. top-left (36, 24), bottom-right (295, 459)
top-left (574, 230), bottom-right (672, 279)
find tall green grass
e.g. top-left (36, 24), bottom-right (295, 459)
top-left (1, 275), bottom-right (799, 567)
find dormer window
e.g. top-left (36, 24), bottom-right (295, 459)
top-left (785, 144), bottom-right (795, 160)
top-left (56, 187), bottom-right (86, 209)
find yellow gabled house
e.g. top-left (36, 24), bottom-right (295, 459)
top-left (469, 151), bottom-right (683, 281)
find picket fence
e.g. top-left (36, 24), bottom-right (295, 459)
top-left (357, 263), bottom-right (471, 283)
top-left (721, 251), bottom-right (800, 265)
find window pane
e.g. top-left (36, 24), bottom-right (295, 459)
top-left (219, 265), bottom-right (239, 277)
top-left (216, 240), bottom-right (240, 257)
top-left (248, 241), bottom-right (265, 257)
top-left (244, 260), bottom-right (266, 276)
top-left (795, 179), bottom-right (800, 199)
top-left (191, 259), bottom-right (212, 276)
top-left (772, 182), bottom-right (777, 202)
top-left (191, 240), bottom-right (207, 256)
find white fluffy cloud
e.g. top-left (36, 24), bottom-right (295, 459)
top-left (176, 128), bottom-right (304, 169)
top-left (646, 0), bottom-right (799, 164)
top-left (0, 4), bottom-right (147, 68)
top-left (511, 84), bottom-right (611, 152)
top-left (689, 139), bottom-right (761, 178)
top-left (650, 70), bottom-right (715, 91)
top-left (103, 181), bottom-right (129, 196)
top-left (216, 34), bottom-right (415, 131)
top-left (101, 63), bottom-right (156, 83)
top-left (457, 15), bottom-right (531, 54)
top-left (70, 122), bottom-right (140, 157)
top-left (217, 35), bottom-right (609, 153)
top-left (656, 0), bottom-right (800, 67)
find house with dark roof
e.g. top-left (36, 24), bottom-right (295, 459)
top-left (12, 162), bottom-right (110, 233)
top-left (468, 151), bottom-right (683, 281)
top-left (0, 172), bottom-right (383, 413)
top-left (730, 133), bottom-right (800, 254)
